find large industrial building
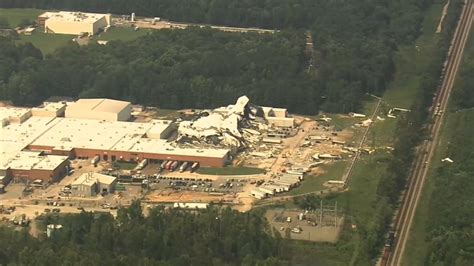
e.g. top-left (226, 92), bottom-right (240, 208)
top-left (3, 151), bottom-right (69, 183)
top-left (1, 96), bottom-right (294, 184)
top-left (0, 107), bottom-right (70, 183)
top-left (0, 98), bottom-right (230, 184)
top-left (37, 11), bottom-right (112, 36)
top-left (65, 98), bottom-right (131, 121)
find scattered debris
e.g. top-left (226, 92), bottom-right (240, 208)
top-left (441, 157), bottom-right (454, 163)
top-left (387, 107), bottom-right (411, 118)
top-left (349, 112), bottom-right (366, 118)
top-left (177, 96), bottom-right (294, 149)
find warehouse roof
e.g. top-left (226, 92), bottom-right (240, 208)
top-left (0, 116), bottom-right (58, 167)
top-left (28, 117), bottom-right (228, 158)
top-left (40, 11), bottom-right (108, 23)
top-left (5, 151), bottom-right (68, 171)
top-left (0, 107), bottom-right (31, 123)
top-left (32, 118), bottom-right (152, 151)
top-left (72, 172), bottom-right (116, 186)
top-left (66, 98), bottom-right (130, 114)
top-left (33, 102), bottom-right (66, 113)
top-left (71, 173), bottom-right (97, 187)
top-left (95, 173), bottom-right (116, 185)
top-left (261, 106), bottom-right (288, 118)
top-left (128, 138), bottom-right (229, 159)
top-left (146, 120), bottom-right (174, 139)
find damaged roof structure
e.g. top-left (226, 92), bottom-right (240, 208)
top-left (176, 96), bottom-right (294, 149)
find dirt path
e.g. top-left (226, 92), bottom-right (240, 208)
top-left (28, 218), bottom-right (40, 237)
top-left (270, 119), bottom-right (315, 173)
top-left (437, 0), bottom-right (450, 33)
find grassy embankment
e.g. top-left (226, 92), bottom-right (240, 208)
top-left (402, 24), bottom-right (474, 266)
top-left (0, 8), bottom-right (43, 27)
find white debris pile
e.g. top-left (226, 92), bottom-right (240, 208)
top-left (176, 95), bottom-right (279, 149)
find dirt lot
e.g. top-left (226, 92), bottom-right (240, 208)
top-left (244, 117), bottom-right (354, 175)
top-left (266, 209), bottom-right (343, 243)
top-left (145, 189), bottom-right (236, 204)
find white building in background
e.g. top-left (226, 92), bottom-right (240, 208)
top-left (38, 11), bottom-right (112, 36)
top-left (261, 106), bottom-right (295, 127)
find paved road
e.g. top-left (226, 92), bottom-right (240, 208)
top-left (384, 1), bottom-right (473, 265)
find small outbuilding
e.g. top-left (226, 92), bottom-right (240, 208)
top-left (71, 172), bottom-right (117, 197)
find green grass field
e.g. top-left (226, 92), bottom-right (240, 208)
top-left (383, 3), bottom-right (443, 109)
top-left (0, 8), bottom-right (44, 27)
top-left (197, 166), bottom-right (265, 175)
top-left (113, 161), bottom-right (138, 170)
top-left (95, 27), bottom-right (153, 42)
top-left (17, 30), bottom-right (73, 54)
top-left (288, 161), bottom-right (347, 195)
top-left (402, 24), bottom-right (474, 266)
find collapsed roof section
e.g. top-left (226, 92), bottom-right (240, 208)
top-left (176, 95), bottom-right (293, 149)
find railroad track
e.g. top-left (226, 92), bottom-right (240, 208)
top-left (384, 1), bottom-right (474, 265)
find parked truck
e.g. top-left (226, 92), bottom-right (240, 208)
top-left (91, 155), bottom-right (100, 166)
top-left (179, 162), bottom-right (189, 172)
top-left (170, 161), bottom-right (179, 171)
top-left (165, 160), bottom-right (173, 170)
top-left (190, 162), bottom-right (199, 172)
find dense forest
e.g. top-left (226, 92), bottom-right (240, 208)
top-left (424, 111), bottom-right (474, 265)
top-left (0, 202), bottom-right (289, 265)
top-left (0, 0), bottom-right (434, 113)
top-left (0, 0), bottom-right (430, 31)
top-left (0, 30), bottom-right (322, 113)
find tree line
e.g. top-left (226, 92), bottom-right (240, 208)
top-left (0, 29), bottom-right (325, 113)
top-left (0, 202), bottom-right (290, 265)
top-left (1, 0), bottom-right (434, 114)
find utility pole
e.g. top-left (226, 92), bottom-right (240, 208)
top-left (320, 199), bottom-right (323, 227)
top-left (371, 131), bottom-right (376, 150)
top-left (335, 201), bottom-right (338, 228)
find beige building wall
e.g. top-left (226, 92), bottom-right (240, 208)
top-left (117, 104), bottom-right (132, 121)
top-left (31, 105), bottom-right (66, 117)
top-left (45, 19), bottom-right (94, 35)
top-left (92, 17), bottom-right (108, 34)
top-left (65, 109), bottom-right (116, 121)
top-left (267, 117), bottom-right (295, 127)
